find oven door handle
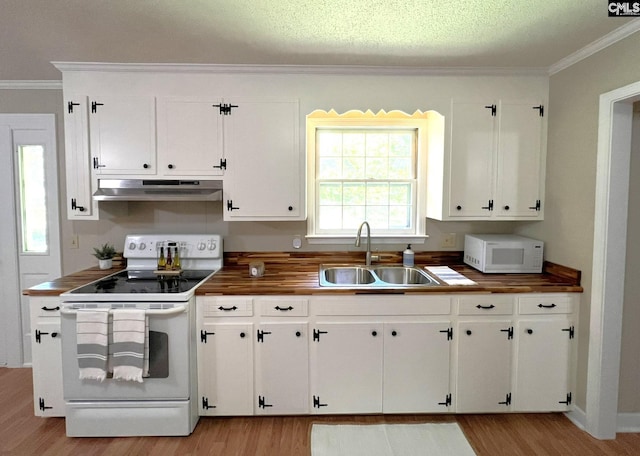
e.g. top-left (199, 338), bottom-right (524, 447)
top-left (60, 305), bottom-right (188, 316)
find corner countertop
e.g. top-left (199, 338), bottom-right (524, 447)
top-left (23, 251), bottom-right (583, 298)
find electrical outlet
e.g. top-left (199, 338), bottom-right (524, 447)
top-left (442, 233), bottom-right (457, 248)
top-left (70, 234), bottom-right (79, 249)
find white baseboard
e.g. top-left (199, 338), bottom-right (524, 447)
top-left (617, 413), bottom-right (640, 433)
top-left (564, 406), bottom-right (640, 434)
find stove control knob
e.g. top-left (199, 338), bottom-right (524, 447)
top-left (197, 242), bottom-right (206, 250)
top-left (207, 240), bottom-right (217, 250)
top-left (139, 242), bottom-right (147, 250)
top-left (128, 242), bottom-right (136, 250)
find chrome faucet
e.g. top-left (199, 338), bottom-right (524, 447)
top-left (355, 221), bottom-right (379, 266)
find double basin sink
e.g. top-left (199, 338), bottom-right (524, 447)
top-left (319, 264), bottom-right (439, 288)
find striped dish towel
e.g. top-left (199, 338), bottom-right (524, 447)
top-left (76, 309), bottom-right (109, 381)
top-left (111, 309), bottom-right (147, 383)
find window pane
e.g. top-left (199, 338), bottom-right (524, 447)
top-left (18, 145), bottom-right (48, 253)
top-left (319, 182), bottom-right (342, 205)
top-left (389, 157), bottom-right (412, 179)
top-left (317, 131), bottom-right (342, 156)
top-left (343, 206), bottom-right (366, 229)
top-left (390, 206), bottom-right (411, 229)
top-left (389, 183), bottom-right (412, 205)
top-left (343, 133), bottom-right (365, 156)
top-left (343, 182), bottom-right (366, 205)
top-left (366, 182), bottom-right (389, 205)
top-left (389, 132), bottom-right (413, 156)
top-left (343, 157), bottom-right (365, 179)
top-left (318, 206), bottom-right (343, 229)
top-left (318, 157), bottom-right (341, 178)
top-left (366, 133), bottom-right (388, 157)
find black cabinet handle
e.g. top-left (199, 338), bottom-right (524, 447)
top-left (391, 330), bottom-right (397, 337)
top-left (288, 206), bottom-right (293, 211)
top-left (476, 304), bottom-right (495, 310)
top-left (218, 306), bottom-right (238, 311)
top-left (240, 332), bottom-right (246, 338)
top-left (527, 329), bottom-right (533, 334)
top-left (275, 306), bottom-right (293, 311)
top-left (466, 330), bottom-right (472, 336)
top-left (538, 303), bottom-right (557, 309)
top-left (168, 164), bottom-right (174, 169)
top-left (371, 330), bottom-right (378, 337)
top-left (143, 163), bottom-right (150, 169)
top-left (456, 205), bottom-right (462, 211)
top-left (504, 205), bottom-right (510, 210)
top-left (295, 331), bottom-right (301, 337)
top-left (41, 306), bottom-right (60, 311)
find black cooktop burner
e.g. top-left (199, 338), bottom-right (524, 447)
top-left (70, 269), bottom-right (216, 294)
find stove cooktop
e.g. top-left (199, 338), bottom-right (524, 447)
top-left (69, 269), bottom-right (217, 295)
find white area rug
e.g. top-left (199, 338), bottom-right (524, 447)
top-left (311, 423), bottom-right (477, 456)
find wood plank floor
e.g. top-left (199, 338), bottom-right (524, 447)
top-left (2, 367), bottom-right (639, 455)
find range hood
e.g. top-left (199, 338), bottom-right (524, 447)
top-left (93, 179), bottom-right (223, 201)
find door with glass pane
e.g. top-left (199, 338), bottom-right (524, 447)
top-left (0, 115), bottom-right (61, 366)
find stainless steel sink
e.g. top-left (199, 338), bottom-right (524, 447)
top-left (371, 266), bottom-right (439, 285)
top-left (322, 266), bottom-right (376, 285)
top-left (319, 264), bottom-right (439, 288)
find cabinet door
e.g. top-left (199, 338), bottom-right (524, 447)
top-left (157, 97), bottom-right (224, 177)
top-left (456, 320), bottom-right (513, 412)
top-left (90, 95), bottom-right (156, 175)
top-left (64, 95), bottom-right (97, 219)
top-left (310, 322), bottom-right (383, 414)
top-left (514, 318), bottom-right (573, 411)
top-left (383, 322), bottom-right (452, 413)
top-left (31, 319), bottom-right (64, 416)
top-left (197, 322), bottom-right (253, 416)
top-left (448, 101), bottom-right (496, 218)
top-left (495, 100), bottom-right (544, 218)
top-left (223, 98), bottom-right (302, 221)
top-left (255, 322), bottom-right (309, 415)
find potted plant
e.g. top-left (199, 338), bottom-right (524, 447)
top-left (92, 243), bottom-right (117, 269)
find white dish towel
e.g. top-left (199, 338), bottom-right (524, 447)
top-left (76, 308), bottom-right (109, 381)
top-left (111, 309), bottom-right (147, 383)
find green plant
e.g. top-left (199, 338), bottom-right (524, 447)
top-left (92, 243), bottom-right (117, 260)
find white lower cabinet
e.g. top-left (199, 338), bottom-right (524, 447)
top-left (310, 322), bottom-right (384, 414)
top-left (197, 321), bottom-right (254, 416)
top-left (255, 322), bottom-right (309, 415)
top-left (29, 297), bottom-right (65, 417)
top-left (383, 322), bottom-right (452, 413)
top-left (456, 319), bottom-right (513, 412)
top-left (195, 292), bottom-right (578, 417)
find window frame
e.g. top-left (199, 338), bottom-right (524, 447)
top-left (306, 109), bottom-right (440, 244)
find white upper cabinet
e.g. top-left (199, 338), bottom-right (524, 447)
top-left (156, 97), bottom-right (225, 177)
top-left (90, 95), bottom-right (157, 175)
top-left (428, 99), bottom-right (546, 221)
top-left (223, 98), bottom-right (303, 221)
top-left (64, 95), bottom-right (98, 220)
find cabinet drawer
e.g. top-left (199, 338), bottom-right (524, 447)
top-left (200, 297), bottom-right (253, 317)
top-left (458, 296), bottom-right (514, 315)
top-left (313, 296), bottom-right (451, 316)
top-left (518, 295), bottom-right (574, 314)
top-left (32, 302), bottom-right (61, 318)
top-left (257, 298), bottom-right (308, 317)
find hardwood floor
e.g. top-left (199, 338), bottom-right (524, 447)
top-left (2, 367), bottom-right (639, 455)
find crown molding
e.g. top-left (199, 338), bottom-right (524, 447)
top-left (0, 80), bottom-right (62, 90)
top-left (51, 61), bottom-right (548, 77)
top-left (549, 18), bottom-right (640, 75)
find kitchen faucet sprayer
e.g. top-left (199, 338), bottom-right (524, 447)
top-left (355, 221), bottom-right (379, 266)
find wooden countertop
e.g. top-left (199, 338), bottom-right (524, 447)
top-left (23, 251), bottom-right (583, 297)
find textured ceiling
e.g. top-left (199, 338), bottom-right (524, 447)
top-left (0, 0), bottom-right (637, 80)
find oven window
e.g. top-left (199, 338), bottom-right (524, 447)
top-left (492, 248), bottom-right (524, 265)
top-left (147, 331), bottom-right (169, 378)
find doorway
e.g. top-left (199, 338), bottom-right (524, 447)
top-left (0, 114), bottom-right (61, 367)
top-left (588, 81), bottom-right (640, 438)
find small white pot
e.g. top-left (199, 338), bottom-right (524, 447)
top-left (98, 258), bottom-right (113, 270)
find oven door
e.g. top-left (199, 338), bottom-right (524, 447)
top-left (60, 301), bottom-right (191, 401)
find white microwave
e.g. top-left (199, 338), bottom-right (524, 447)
top-left (463, 234), bottom-right (544, 273)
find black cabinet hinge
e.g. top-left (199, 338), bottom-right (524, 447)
top-left (313, 328), bottom-right (328, 342)
top-left (482, 199), bottom-right (494, 211)
top-left (313, 395), bottom-right (328, 408)
top-left (213, 103), bottom-right (238, 115)
top-left (35, 329), bottom-right (57, 344)
top-left (258, 395), bottom-right (273, 409)
top-left (67, 101), bottom-right (80, 113)
top-left (529, 199), bottom-right (542, 211)
top-left (533, 105), bottom-right (545, 117)
top-left (438, 393), bottom-right (452, 407)
top-left (500, 326), bottom-right (514, 340)
top-left (39, 397), bottom-right (53, 411)
top-left (439, 328), bottom-right (453, 340)
top-left (213, 158), bottom-right (227, 170)
top-left (70, 198), bottom-right (85, 212)
top-left (485, 104), bottom-right (497, 116)
top-left (498, 392), bottom-right (512, 406)
top-left (90, 101), bottom-right (104, 113)
top-left (257, 329), bottom-right (272, 343)
top-left (200, 329), bottom-right (215, 343)
top-left (226, 200), bottom-right (240, 212)
top-left (202, 396), bottom-right (216, 410)
top-left (559, 392), bottom-right (572, 405)
top-left (562, 326), bottom-right (575, 339)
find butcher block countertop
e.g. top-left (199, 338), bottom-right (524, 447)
top-left (23, 251), bottom-right (583, 297)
